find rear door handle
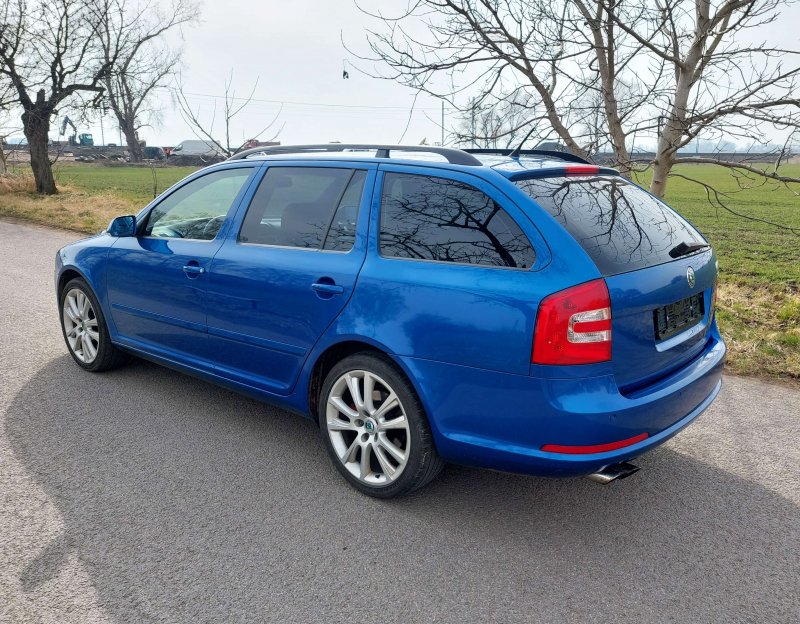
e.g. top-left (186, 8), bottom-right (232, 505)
top-left (311, 283), bottom-right (344, 295)
top-left (183, 265), bottom-right (205, 274)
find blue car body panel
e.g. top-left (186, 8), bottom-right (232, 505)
top-left (55, 152), bottom-right (726, 478)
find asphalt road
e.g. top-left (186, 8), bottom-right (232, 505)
top-left (1, 218), bottom-right (798, 624)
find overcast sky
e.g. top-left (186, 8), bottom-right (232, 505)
top-left (80, 0), bottom-right (449, 148)
top-left (71, 0), bottom-right (800, 150)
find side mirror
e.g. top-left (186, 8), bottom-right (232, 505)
top-left (108, 215), bottom-right (136, 237)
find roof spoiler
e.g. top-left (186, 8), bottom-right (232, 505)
top-left (462, 148), bottom-right (590, 165)
top-left (227, 144), bottom-right (483, 166)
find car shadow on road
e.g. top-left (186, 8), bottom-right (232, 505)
top-left (6, 356), bottom-right (799, 622)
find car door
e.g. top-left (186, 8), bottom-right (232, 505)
top-left (206, 163), bottom-right (376, 394)
top-left (107, 164), bottom-right (260, 368)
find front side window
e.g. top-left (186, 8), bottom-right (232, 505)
top-left (379, 173), bottom-right (537, 269)
top-left (238, 167), bottom-right (366, 250)
top-left (144, 168), bottom-right (253, 240)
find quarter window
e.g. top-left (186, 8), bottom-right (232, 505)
top-left (379, 173), bottom-right (536, 269)
top-left (144, 168), bottom-right (253, 240)
top-left (238, 167), bottom-right (366, 250)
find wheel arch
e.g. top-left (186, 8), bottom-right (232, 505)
top-left (57, 267), bottom-right (89, 299)
top-left (306, 340), bottom-right (388, 426)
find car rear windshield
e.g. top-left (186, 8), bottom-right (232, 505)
top-left (514, 176), bottom-right (706, 276)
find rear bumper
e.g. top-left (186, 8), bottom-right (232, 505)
top-left (398, 323), bottom-right (726, 478)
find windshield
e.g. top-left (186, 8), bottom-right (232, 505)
top-left (514, 176), bottom-right (707, 276)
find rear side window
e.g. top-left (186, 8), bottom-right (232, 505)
top-left (379, 173), bottom-right (536, 269)
top-left (323, 170), bottom-right (367, 251)
top-left (514, 176), bottom-right (706, 276)
top-left (239, 167), bottom-right (365, 250)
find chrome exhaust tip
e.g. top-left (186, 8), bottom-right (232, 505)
top-left (585, 461), bottom-right (640, 484)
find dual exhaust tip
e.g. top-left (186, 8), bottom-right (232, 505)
top-left (586, 461), bottom-right (640, 484)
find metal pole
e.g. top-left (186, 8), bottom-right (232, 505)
top-left (441, 101), bottom-right (444, 146)
top-left (100, 112), bottom-right (105, 147)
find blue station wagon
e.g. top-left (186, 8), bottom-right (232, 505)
top-left (55, 144), bottom-right (726, 497)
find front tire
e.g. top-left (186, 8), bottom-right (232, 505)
top-left (319, 352), bottom-right (444, 498)
top-left (60, 277), bottom-right (130, 372)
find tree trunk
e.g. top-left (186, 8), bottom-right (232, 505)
top-left (650, 151), bottom-right (673, 199)
top-left (22, 107), bottom-right (57, 195)
top-left (0, 141), bottom-right (8, 175)
top-left (121, 119), bottom-right (143, 162)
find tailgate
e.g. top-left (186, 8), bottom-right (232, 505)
top-left (606, 249), bottom-right (716, 391)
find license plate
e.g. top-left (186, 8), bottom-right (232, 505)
top-left (654, 293), bottom-right (705, 340)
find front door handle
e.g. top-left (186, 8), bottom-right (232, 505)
top-left (311, 283), bottom-right (344, 295)
top-left (183, 265), bottom-right (205, 275)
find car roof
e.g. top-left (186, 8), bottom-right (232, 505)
top-left (218, 145), bottom-right (618, 180)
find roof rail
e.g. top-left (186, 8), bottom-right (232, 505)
top-left (227, 144), bottom-right (483, 166)
top-left (462, 148), bottom-right (590, 165)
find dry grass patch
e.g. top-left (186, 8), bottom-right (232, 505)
top-left (0, 174), bottom-right (137, 234)
top-left (716, 281), bottom-right (800, 379)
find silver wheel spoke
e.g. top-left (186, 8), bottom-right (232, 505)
top-left (328, 417), bottom-right (357, 432)
top-left (377, 432), bottom-right (406, 463)
top-left (80, 293), bottom-right (90, 318)
top-left (373, 444), bottom-right (396, 478)
top-left (378, 413), bottom-right (406, 432)
top-left (346, 373), bottom-right (364, 411)
top-left (363, 372), bottom-right (376, 414)
top-left (85, 318), bottom-right (98, 328)
top-left (340, 437), bottom-right (359, 463)
top-left (65, 302), bottom-right (79, 323)
top-left (86, 328), bottom-right (100, 342)
top-left (84, 336), bottom-right (97, 360)
top-left (373, 393), bottom-right (399, 420)
top-left (328, 396), bottom-right (358, 420)
top-left (359, 443), bottom-right (371, 480)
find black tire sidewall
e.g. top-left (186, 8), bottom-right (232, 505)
top-left (59, 277), bottom-right (113, 372)
top-left (318, 353), bottom-right (435, 498)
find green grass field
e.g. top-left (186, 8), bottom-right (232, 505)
top-left (1, 161), bottom-right (798, 379)
top-left (634, 165), bottom-right (800, 286)
top-left (51, 163), bottom-right (201, 205)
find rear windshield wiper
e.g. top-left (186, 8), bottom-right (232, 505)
top-left (668, 242), bottom-right (709, 259)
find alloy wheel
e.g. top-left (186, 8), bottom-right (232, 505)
top-left (325, 370), bottom-right (410, 485)
top-left (62, 288), bottom-right (100, 364)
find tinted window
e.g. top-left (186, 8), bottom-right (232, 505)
top-left (323, 170), bottom-right (367, 251)
top-left (514, 176), bottom-right (707, 276)
top-left (145, 168), bottom-right (252, 240)
top-left (380, 173), bottom-right (536, 269)
top-left (239, 167), bottom-right (358, 249)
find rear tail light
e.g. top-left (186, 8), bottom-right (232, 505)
top-left (532, 279), bottom-right (612, 365)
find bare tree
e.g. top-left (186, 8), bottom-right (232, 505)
top-left (354, 0), bottom-right (800, 201)
top-left (174, 72), bottom-right (282, 158)
top-left (0, 0), bottom-right (117, 194)
top-left (0, 81), bottom-right (19, 175)
top-left (94, 0), bottom-right (198, 161)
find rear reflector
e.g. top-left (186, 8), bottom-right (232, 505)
top-left (532, 279), bottom-right (612, 365)
top-left (564, 165), bottom-right (600, 175)
top-left (541, 432), bottom-right (649, 454)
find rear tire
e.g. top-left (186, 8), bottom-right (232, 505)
top-left (319, 352), bottom-right (444, 498)
top-left (59, 277), bottom-right (130, 372)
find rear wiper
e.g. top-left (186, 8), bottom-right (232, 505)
top-left (668, 242), bottom-right (709, 259)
